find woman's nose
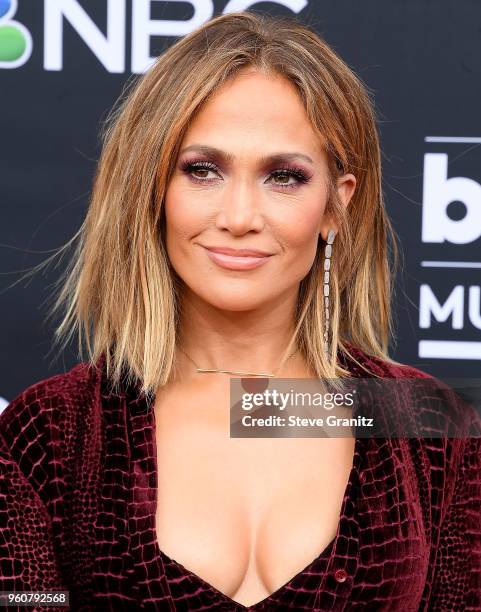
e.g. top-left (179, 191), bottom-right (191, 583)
top-left (214, 177), bottom-right (265, 235)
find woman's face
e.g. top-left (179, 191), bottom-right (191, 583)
top-left (164, 68), bottom-right (356, 312)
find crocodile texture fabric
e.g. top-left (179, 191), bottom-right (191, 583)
top-left (158, 538), bottom-right (334, 611)
top-left (1, 344), bottom-right (480, 611)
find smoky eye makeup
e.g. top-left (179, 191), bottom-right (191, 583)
top-left (178, 157), bottom-right (313, 189)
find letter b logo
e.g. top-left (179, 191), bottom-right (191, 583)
top-left (422, 153), bottom-right (481, 244)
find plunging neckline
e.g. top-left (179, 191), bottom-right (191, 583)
top-left (156, 534), bottom-right (336, 609)
top-left (150, 396), bottom-right (362, 609)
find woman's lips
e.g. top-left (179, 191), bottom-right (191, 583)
top-left (203, 247), bottom-right (272, 270)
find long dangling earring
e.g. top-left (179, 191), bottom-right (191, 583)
top-left (323, 229), bottom-right (336, 355)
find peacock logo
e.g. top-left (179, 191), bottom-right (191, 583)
top-left (0, 0), bottom-right (32, 68)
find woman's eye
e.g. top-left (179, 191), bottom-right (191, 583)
top-left (181, 162), bottom-right (219, 182)
top-left (191, 166), bottom-right (217, 179)
top-left (268, 169), bottom-right (310, 188)
top-left (270, 171), bottom-right (298, 186)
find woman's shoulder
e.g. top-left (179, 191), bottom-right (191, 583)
top-left (340, 342), bottom-right (435, 380)
top-left (342, 342), bottom-right (481, 439)
top-left (0, 359), bottom-right (102, 434)
top-left (348, 342), bottom-right (481, 468)
top-left (345, 345), bottom-right (481, 520)
top-left (0, 358), bottom-right (104, 500)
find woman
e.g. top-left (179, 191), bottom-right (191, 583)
top-left (1, 11), bottom-right (480, 612)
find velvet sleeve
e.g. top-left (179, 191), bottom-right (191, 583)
top-left (0, 395), bottom-right (69, 611)
top-left (427, 412), bottom-right (481, 609)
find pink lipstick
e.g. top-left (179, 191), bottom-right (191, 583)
top-left (202, 245), bottom-right (273, 271)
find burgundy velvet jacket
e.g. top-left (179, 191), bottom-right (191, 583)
top-left (1, 345), bottom-right (480, 611)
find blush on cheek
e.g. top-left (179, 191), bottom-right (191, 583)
top-left (279, 196), bottom-right (326, 236)
top-left (280, 214), bottom-right (323, 250)
top-left (165, 183), bottom-right (212, 232)
top-left (164, 201), bottom-right (200, 254)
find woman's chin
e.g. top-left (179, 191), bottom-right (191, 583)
top-left (196, 291), bottom-right (269, 313)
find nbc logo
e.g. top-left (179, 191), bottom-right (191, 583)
top-left (0, 0), bottom-right (307, 73)
top-left (0, 0), bottom-right (32, 68)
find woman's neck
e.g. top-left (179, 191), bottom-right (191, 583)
top-left (174, 290), bottom-right (311, 379)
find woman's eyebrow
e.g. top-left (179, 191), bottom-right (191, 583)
top-left (179, 144), bottom-right (314, 165)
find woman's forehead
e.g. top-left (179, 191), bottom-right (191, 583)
top-left (180, 71), bottom-right (326, 161)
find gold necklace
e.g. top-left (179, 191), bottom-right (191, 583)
top-left (177, 346), bottom-right (299, 378)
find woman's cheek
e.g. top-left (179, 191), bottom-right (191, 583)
top-left (165, 195), bottom-right (206, 250)
top-left (278, 211), bottom-right (324, 277)
top-left (277, 210), bottom-right (323, 250)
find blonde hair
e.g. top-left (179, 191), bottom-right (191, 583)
top-left (42, 11), bottom-right (402, 396)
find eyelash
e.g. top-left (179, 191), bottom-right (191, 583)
top-left (179, 159), bottom-right (311, 189)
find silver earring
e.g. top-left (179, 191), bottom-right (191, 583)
top-left (323, 229), bottom-right (336, 355)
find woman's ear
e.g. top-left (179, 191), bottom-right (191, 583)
top-left (318, 173), bottom-right (356, 241)
top-left (337, 172), bottom-right (357, 210)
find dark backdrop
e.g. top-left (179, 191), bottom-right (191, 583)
top-left (1, 0), bottom-right (480, 409)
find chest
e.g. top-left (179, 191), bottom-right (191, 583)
top-left (153, 386), bottom-right (356, 606)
